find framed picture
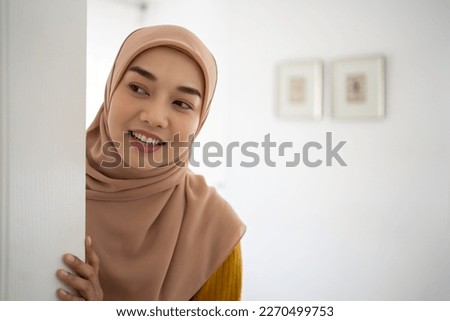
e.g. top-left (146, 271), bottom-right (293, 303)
top-left (277, 60), bottom-right (323, 119)
top-left (331, 55), bottom-right (385, 119)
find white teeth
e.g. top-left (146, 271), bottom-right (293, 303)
top-left (132, 131), bottom-right (161, 145)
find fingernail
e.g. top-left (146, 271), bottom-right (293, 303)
top-left (59, 269), bottom-right (68, 276)
top-left (59, 288), bottom-right (67, 295)
top-left (65, 254), bottom-right (75, 262)
top-left (86, 235), bottom-right (92, 247)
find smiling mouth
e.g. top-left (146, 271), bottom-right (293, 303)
top-left (128, 131), bottom-right (167, 146)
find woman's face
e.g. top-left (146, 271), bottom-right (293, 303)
top-left (108, 46), bottom-right (204, 169)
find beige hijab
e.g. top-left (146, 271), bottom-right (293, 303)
top-left (86, 25), bottom-right (245, 300)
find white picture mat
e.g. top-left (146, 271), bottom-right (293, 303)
top-left (277, 60), bottom-right (323, 119)
top-left (332, 56), bottom-right (385, 118)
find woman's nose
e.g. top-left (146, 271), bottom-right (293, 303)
top-left (139, 100), bottom-right (169, 128)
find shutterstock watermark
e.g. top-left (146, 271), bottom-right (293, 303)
top-left (101, 132), bottom-right (348, 168)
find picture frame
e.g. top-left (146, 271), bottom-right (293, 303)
top-left (331, 55), bottom-right (385, 119)
top-left (277, 60), bottom-right (323, 119)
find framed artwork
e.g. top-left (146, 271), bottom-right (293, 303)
top-left (277, 60), bottom-right (323, 119)
top-left (331, 55), bottom-right (385, 119)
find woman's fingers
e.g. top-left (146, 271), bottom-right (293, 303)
top-left (85, 236), bottom-right (100, 274)
top-left (84, 236), bottom-right (102, 297)
top-left (63, 253), bottom-right (96, 282)
top-left (57, 268), bottom-right (97, 300)
top-left (56, 236), bottom-right (103, 301)
top-left (56, 288), bottom-right (85, 301)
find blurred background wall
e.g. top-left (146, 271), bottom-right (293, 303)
top-left (87, 0), bottom-right (450, 300)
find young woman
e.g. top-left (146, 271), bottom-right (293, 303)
top-left (56, 25), bottom-right (246, 301)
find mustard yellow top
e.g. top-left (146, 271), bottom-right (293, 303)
top-left (191, 243), bottom-right (242, 301)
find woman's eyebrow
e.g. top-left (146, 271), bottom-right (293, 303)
top-left (177, 86), bottom-right (202, 99)
top-left (128, 66), bottom-right (157, 81)
top-left (128, 65), bottom-right (202, 98)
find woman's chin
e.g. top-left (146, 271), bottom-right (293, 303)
top-left (122, 149), bottom-right (170, 170)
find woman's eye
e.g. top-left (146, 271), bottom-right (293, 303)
top-left (129, 84), bottom-right (149, 96)
top-left (173, 100), bottom-right (193, 110)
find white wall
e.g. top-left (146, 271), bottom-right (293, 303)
top-left (223, 0), bottom-right (450, 300)
top-left (0, 0), bottom-right (86, 300)
top-left (87, 0), bottom-right (450, 300)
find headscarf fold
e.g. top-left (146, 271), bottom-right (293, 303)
top-left (86, 25), bottom-right (245, 300)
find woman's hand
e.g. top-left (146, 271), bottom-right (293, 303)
top-left (56, 235), bottom-right (103, 301)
